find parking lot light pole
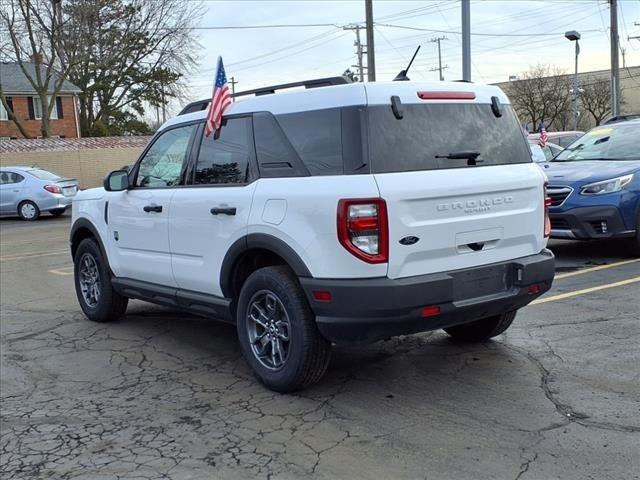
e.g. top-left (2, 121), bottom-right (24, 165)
top-left (565, 30), bottom-right (581, 130)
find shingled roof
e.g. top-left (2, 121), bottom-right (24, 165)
top-left (0, 62), bottom-right (81, 95)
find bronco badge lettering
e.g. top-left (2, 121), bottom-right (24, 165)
top-left (436, 196), bottom-right (514, 214)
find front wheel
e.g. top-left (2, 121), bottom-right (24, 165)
top-left (236, 266), bottom-right (331, 393)
top-left (74, 238), bottom-right (128, 322)
top-left (444, 310), bottom-right (517, 342)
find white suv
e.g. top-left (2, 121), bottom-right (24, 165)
top-left (71, 77), bottom-right (555, 392)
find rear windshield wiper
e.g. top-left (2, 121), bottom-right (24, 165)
top-left (435, 151), bottom-right (482, 166)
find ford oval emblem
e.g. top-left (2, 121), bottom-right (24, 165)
top-left (399, 236), bottom-right (420, 246)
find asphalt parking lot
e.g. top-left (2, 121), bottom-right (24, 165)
top-left (1, 212), bottom-right (639, 480)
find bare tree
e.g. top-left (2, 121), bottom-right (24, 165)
top-left (504, 65), bottom-right (572, 132)
top-left (62, 0), bottom-right (200, 136)
top-left (0, 0), bottom-right (77, 138)
top-left (580, 76), bottom-right (613, 126)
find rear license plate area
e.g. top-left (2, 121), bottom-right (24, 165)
top-left (452, 264), bottom-right (511, 301)
top-left (63, 187), bottom-right (76, 196)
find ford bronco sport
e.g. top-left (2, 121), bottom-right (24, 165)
top-left (71, 77), bottom-right (555, 392)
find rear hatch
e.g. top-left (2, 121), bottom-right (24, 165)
top-left (366, 94), bottom-right (546, 279)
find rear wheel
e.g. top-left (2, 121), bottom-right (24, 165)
top-left (444, 310), bottom-right (517, 342)
top-left (236, 266), bottom-right (331, 393)
top-left (74, 238), bottom-right (128, 322)
top-left (49, 208), bottom-right (66, 217)
top-left (18, 201), bottom-right (40, 221)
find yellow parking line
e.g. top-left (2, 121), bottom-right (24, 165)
top-left (555, 258), bottom-right (640, 280)
top-left (532, 276), bottom-right (640, 305)
top-left (0, 250), bottom-right (68, 261)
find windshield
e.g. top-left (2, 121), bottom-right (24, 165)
top-left (368, 103), bottom-right (531, 173)
top-left (553, 123), bottom-right (639, 161)
top-left (27, 168), bottom-right (61, 180)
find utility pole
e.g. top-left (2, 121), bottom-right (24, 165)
top-left (610, 0), bottom-right (620, 116)
top-left (230, 76), bottom-right (238, 100)
top-left (461, 0), bottom-right (471, 82)
top-left (430, 36), bottom-right (448, 81)
top-left (343, 25), bottom-right (366, 82)
top-left (365, 0), bottom-right (376, 82)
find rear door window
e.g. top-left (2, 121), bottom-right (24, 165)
top-left (193, 117), bottom-right (253, 185)
top-left (368, 103), bottom-right (531, 173)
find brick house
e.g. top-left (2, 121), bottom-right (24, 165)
top-left (0, 62), bottom-right (82, 139)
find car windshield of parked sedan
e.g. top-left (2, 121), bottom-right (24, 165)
top-left (27, 168), bottom-right (61, 180)
top-left (553, 123), bottom-right (638, 161)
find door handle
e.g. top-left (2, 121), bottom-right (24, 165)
top-left (210, 207), bottom-right (236, 216)
top-left (143, 205), bottom-right (163, 213)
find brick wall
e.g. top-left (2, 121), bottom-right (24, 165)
top-left (0, 95), bottom-right (79, 139)
top-left (0, 137), bottom-right (150, 189)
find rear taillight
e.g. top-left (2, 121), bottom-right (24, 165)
top-left (337, 198), bottom-right (388, 264)
top-left (44, 184), bottom-right (61, 194)
top-left (544, 184), bottom-right (551, 238)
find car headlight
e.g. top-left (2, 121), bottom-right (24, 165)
top-left (580, 174), bottom-right (634, 195)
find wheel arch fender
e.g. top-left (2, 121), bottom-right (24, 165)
top-left (220, 233), bottom-right (312, 298)
top-left (70, 218), bottom-right (111, 270)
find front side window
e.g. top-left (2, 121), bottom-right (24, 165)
top-left (136, 124), bottom-right (197, 187)
top-left (194, 117), bottom-right (252, 185)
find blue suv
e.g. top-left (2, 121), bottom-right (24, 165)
top-left (542, 118), bottom-right (640, 254)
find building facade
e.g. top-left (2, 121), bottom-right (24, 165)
top-left (0, 62), bottom-right (82, 139)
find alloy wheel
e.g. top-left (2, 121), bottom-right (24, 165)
top-left (79, 253), bottom-right (101, 308)
top-left (246, 290), bottom-right (291, 370)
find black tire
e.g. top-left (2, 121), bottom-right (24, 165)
top-left (17, 200), bottom-right (40, 221)
top-left (74, 238), bottom-right (128, 322)
top-left (49, 208), bottom-right (66, 217)
top-left (444, 310), bottom-right (517, 342)
top-left (236, 266), bottom-right (331, 393)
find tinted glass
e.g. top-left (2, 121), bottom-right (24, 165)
top-left (0, 172), bottom-right (24, 184)
top-left (368, 104), bottom-right (531, 173)
top-left (194, 118), bottom-right (251, 184)
top-left (28, 168), bottom-right (60, 180)
top-left (253, 112), bottom-right (309, 178)
top-left (136, 124), bottom-right (196, 187)
top-left (553, 123), bottom-right (639, 161)
top-left (277, 108), bottom-right (343, 175)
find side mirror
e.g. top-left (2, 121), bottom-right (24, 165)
top-left (104, 170), bottom-right (130, 191)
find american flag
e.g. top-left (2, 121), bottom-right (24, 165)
top-left (539, 121), bottom-right (548, 147)
top-left (204, 56), bottom-right (231, 137)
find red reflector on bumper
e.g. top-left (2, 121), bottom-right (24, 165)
top-left (313, 290), bottom-right (332, 302)
top-left (528, 284), bottom-right (541, 295)
top-left (421, 306), bottom-right (441, 317)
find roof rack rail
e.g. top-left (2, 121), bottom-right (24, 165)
top-left (178, 76), bottom-right (352, 116)
top-left (600, 113), bottom-right (640, 125)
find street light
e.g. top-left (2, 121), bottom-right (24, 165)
top-left (565, 30), bottom-right (581, 130)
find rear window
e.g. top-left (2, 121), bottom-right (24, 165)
top-left (27, 168), bottom-right (60, 180)
top-left (368, 103), bottom-right (531, 173)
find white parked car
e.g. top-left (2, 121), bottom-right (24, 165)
top-left (71, 77), bottom-right (555, 392)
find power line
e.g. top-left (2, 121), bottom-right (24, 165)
top-left (377, 23), bottom-right (603, 37)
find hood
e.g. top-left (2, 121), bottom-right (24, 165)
top-left (542, 160), bottom-right (640, 184)
top-left (74, 187), bottom-right (106, 201)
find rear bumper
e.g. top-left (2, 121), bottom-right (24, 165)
top-left (300, 250), bottom-right (555, 345)
top-left (39, 194), bottom-right (74, 211)
top-left (549, 206), bottom-right (635, 240)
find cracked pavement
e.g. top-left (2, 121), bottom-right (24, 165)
top-left (1, 214), bottom-right (639, 479)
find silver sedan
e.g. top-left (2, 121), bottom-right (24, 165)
top-left (0, 166), bottom-right (79, 220)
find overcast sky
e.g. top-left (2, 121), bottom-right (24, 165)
top-left (178, 0), bottom-right (639, 111)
